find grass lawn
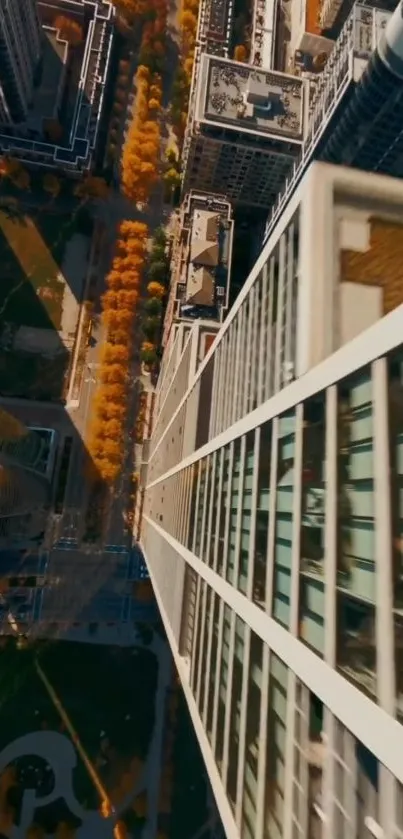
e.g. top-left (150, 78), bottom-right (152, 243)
top-left (0, 209), bottom-right (81, 332)
top-left (0, 638), bottom-right (158, 835)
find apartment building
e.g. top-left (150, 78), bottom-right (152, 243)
top-left (0, 0), bottom-right (42, 123)
top-left (266, 0), bottom-right (403, 235)
top-left (163, 192), bottom-right (235, 346)
top-left (182, 55), bottom-right (308, 208)
top-left (0, 0), bottom-right (114, 174)
top-left (140, 162), bottom-right (403, 839)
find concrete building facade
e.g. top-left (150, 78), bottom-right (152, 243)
top-left (140, 163), bottom-right (403, 839)
top-left (0, 0), bottom-right (114, 174)
top-left (0, 0), bottom-right (42, 123)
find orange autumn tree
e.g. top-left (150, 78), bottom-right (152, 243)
top-left (88, 220), bottom-right (149, 483)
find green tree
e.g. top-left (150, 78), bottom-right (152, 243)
top-left (142, 316), bottom-right (160, 340)
top-left (144, 296), bottom-right (162, 315)
top-left (153, 226), bottom-right (167, 247)
top-left (148, 260), bottom-right (168, 282)
top-left (140, 347), bottom-right (157, 365)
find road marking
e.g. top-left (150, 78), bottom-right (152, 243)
top-left (105, 545), bottom-right (129, 554)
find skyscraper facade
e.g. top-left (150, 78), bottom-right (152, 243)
top-left (0, 0), bottom-right (42, 123)
top-left (140, 162), bottom-right (403, 838)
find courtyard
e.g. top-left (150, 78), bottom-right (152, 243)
top-left (0, 208), bottom-right (92, 400)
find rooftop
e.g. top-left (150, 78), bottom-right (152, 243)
top-left (181, 194), bottom-right (234, 314)
top-left (198, 55), bottom-right (305, 138)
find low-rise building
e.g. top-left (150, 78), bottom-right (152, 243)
top-left (163, 192), bottom-right (234, 346)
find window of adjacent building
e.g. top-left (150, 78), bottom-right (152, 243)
top-left (242, 633), bottom-right (264, 839)
top-left (206, 596), bottom-right (222, 742)
top-left (336, 369), bottom-right (376, 701)
top-left (263, 654), bottom-right (288, 839)
top-left (186, 463), bottom-right (199, 551)
top-left (197, 585), bottom-right (212, 713)
top-left (217, 445), bottom-right (231, 576)
top-left (387, 350), bottom-right (403, 727)
top-left (194, 458), bottom-right (207, 556)
top-left (227, 438), bottom-right (243, 586)
top-left (226, 616), bottom-right (246, 810)
top-left (190, 577), bottom-right (204, 694)
top-left (272, 410), bottom-right (296, 628)
top-left (299, 393), bottom-right (326, 657)
top-left (292, 680), bottom-right (324, 839)
top-left (215, 604), bottom-right (232, 772)
top-left (253, 421), bottom-right (272, 609)
top-left (208, 450), bottom-right (221, 567)
top-left (238, 431), bottom-right (256, 595)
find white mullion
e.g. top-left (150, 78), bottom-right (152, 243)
top-left (345, 728), bottom-right (358, 837)
top-left (274, 234), bottom-right (286, 394)
top-left (219, 337), bottom-right (229, 435)
top-left (176, 470), bottom-right (187, 542)
top-left (205, 451), bottom-right (217, 564)
top-left (243, 288), bottom-right (254, 417)
top-left (213, 449), bottom-right (225, 573)
top-left (222, 607), bottom-right (236, 788)
top-left (211, 596), bottom-right (225, 753)
top-left (255, 642), bottom-right (270, 839)
top-left (284, 223), bottom-right (295, 379)
top-left (223, 327), bottom-right (233, 431)
top-left (283, 402), bottom-right (303, 839)
top-left (195, 580), bottom-right (208, 705)
top-left (323, 708), bottom-right (336, 839)
top-left (191, 464), bottom-right (202, 554)
top-left (284, 670), bottom-right (297, 839)
top-left (373, 358), bottom-right (395, 712)
top-left (373, 358), bottom-right (396, 839)
top-left (171, 475), bottom-right (180, 535)
top-left (235, 624), bottom-right (251, 827)
top-left (222, 442), bottom-right (235, 579)
top-left (214, 339), bottom-right (226, 436)
top-left (226, 321), bottom-right (237, 429)
top-left (324, 385), bottom-right (337, 666)
top-left (183, 463), bottom-right (194, 547)
top-left (247, 428), bottom-right (260, 601)
top-left (255, 277), bottom-right (262, 406)
top-left (265, 255), bottom-right (275, 400)
top-left (265, 417), bottom-right (279, 615)
top-left (258, 265), bottom-right (268, 405)
top-left (233, 307), bottom-right (243, 422)
top-left (189, 574), bottom-right (202, 690)
top-left (202, 588), bottom-right (216, 722)
top-left (290, 402), bottom-right (303, 634)
top-left (209, 345), bottom-right (220, 439)
top-left (236, 301), bottom-right (246, 419)
top-left (199, 457), bottom-right (211, 562)
top-left (233, 435), bottom-right (247, 588)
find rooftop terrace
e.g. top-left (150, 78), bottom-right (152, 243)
top-left (198, 56), bottom-right (306, 138)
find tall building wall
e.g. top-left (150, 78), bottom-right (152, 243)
top-left (0, 0), bottom-right (42, 123)
top-left (140, 163), bottom-right (403, 839)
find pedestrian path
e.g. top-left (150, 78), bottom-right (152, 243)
top-left (104, 544), bottom-right (129, 554)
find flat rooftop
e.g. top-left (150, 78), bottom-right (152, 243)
top-left (197, 55), bottom-right (305, 139)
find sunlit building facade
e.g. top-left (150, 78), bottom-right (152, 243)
top-left (140, 163), bottom-right (403, 839)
